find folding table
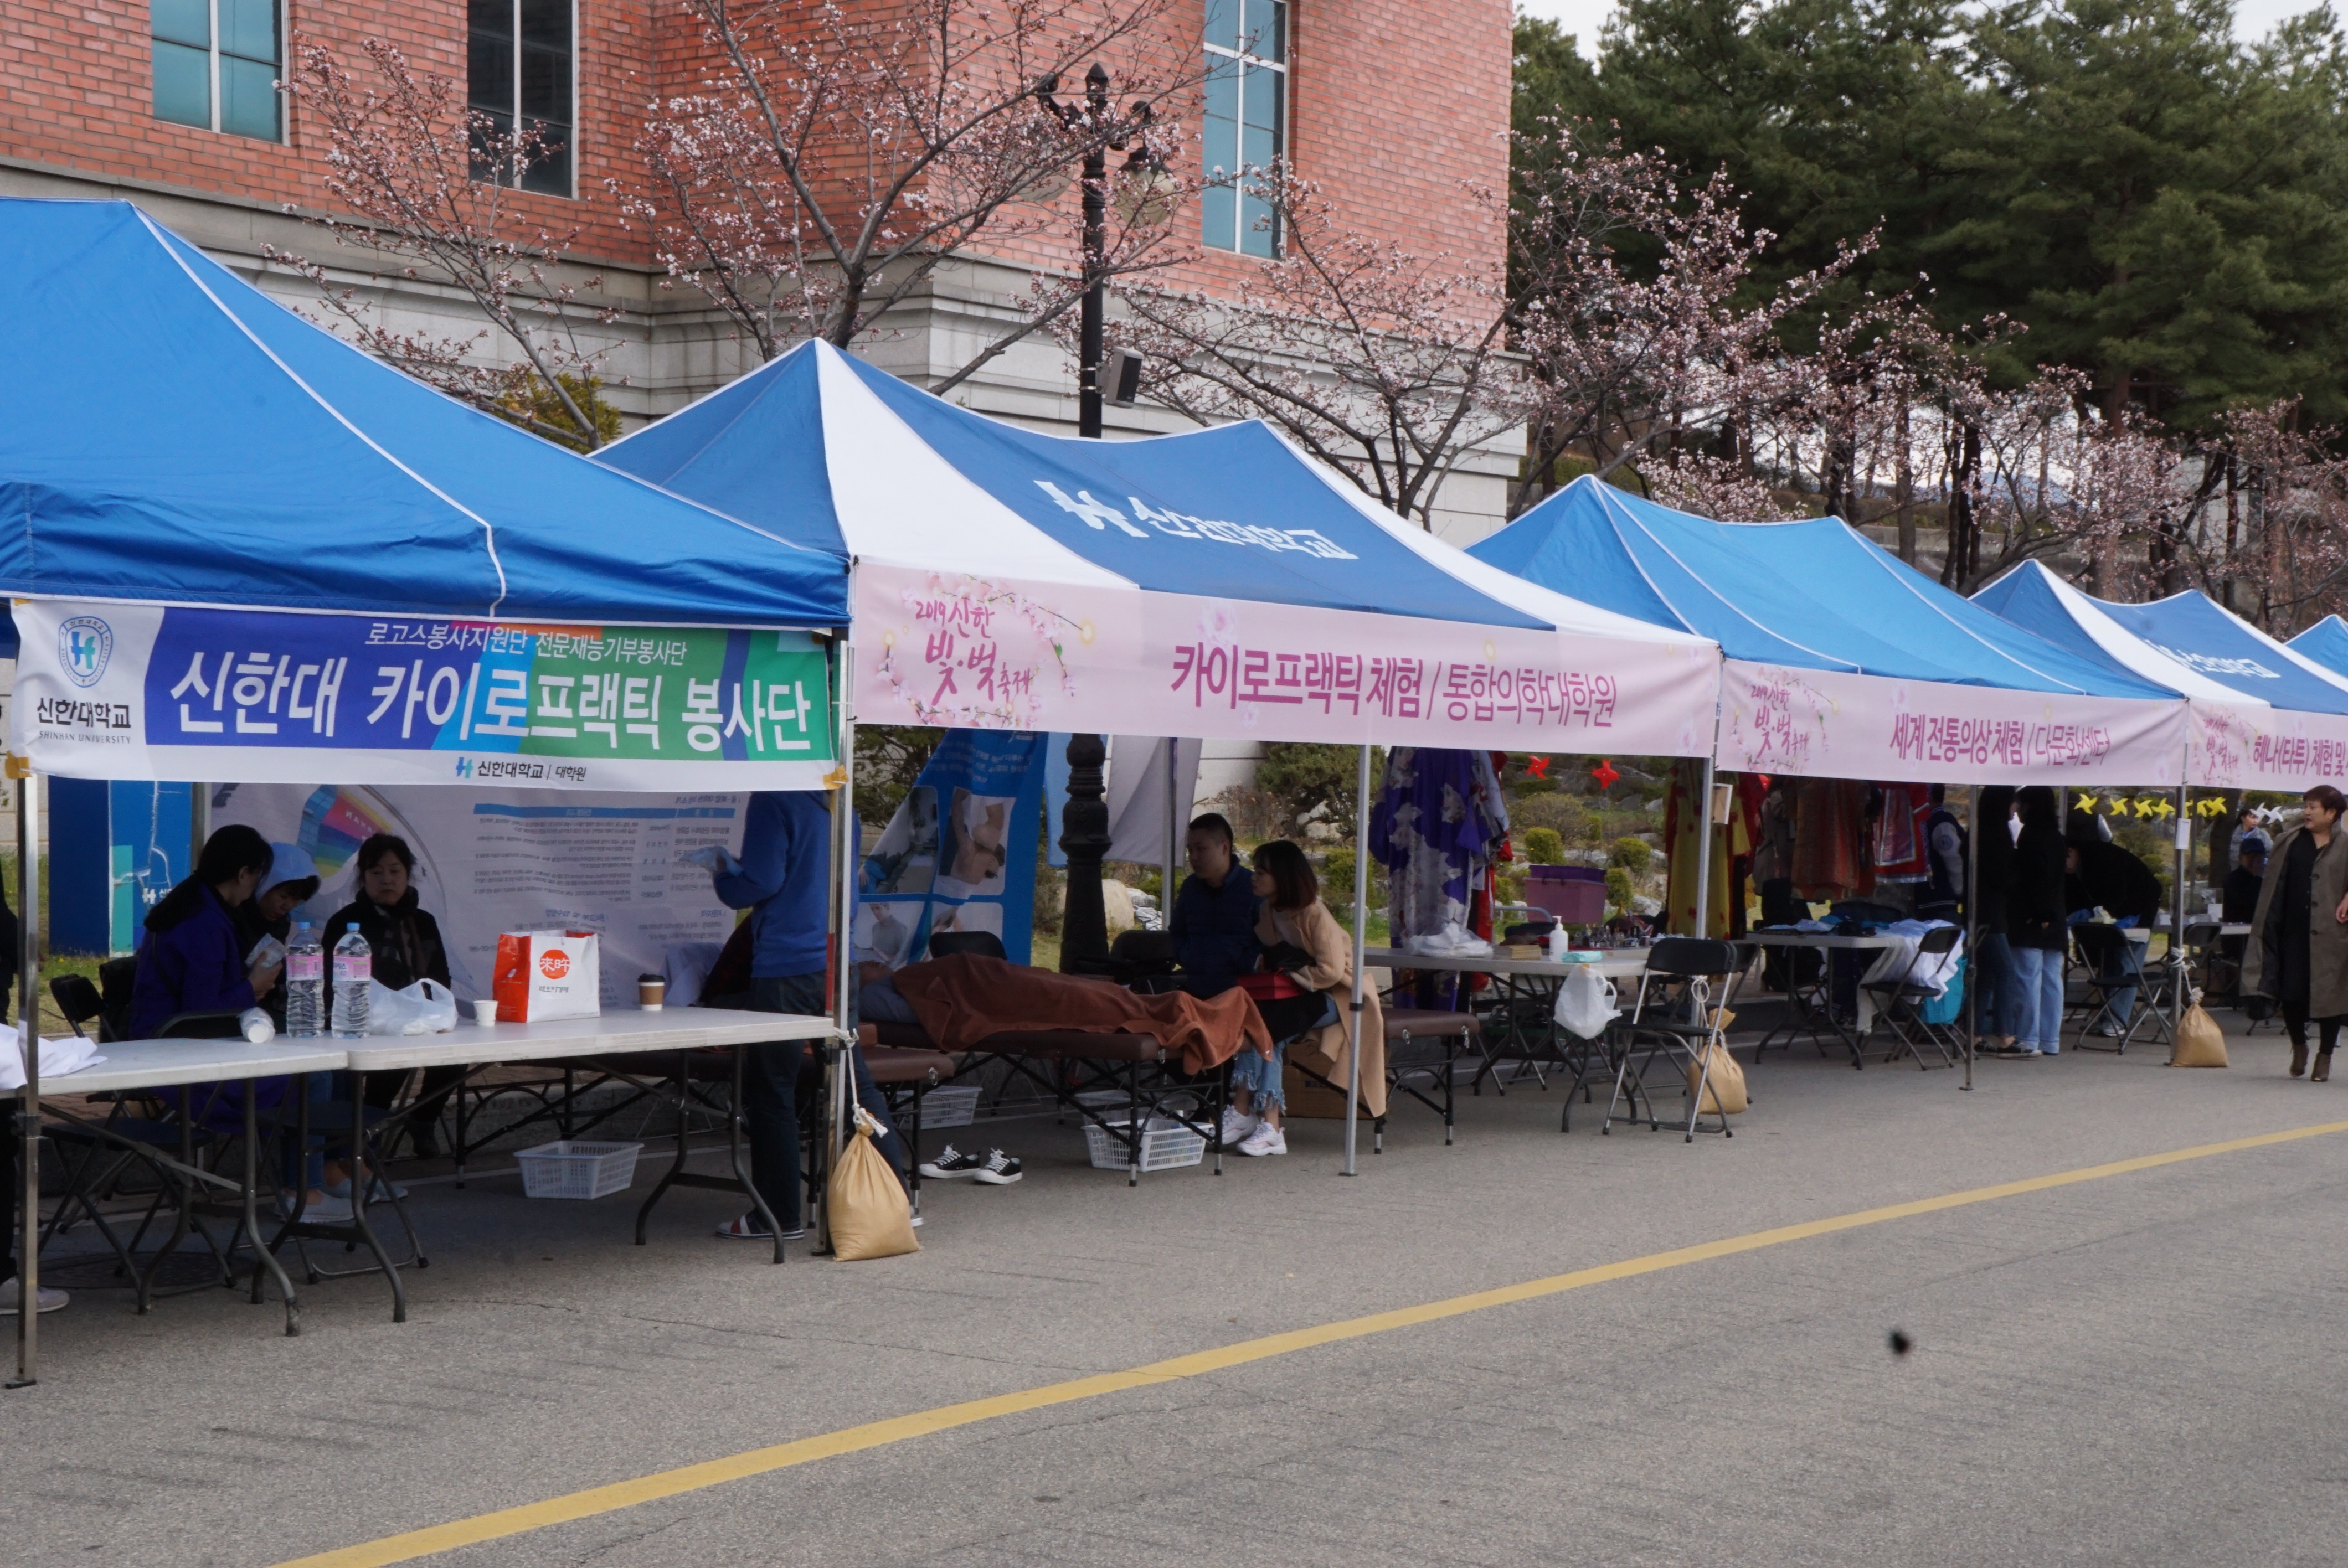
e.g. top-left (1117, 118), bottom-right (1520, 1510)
top-left (1746, 931), bottom-right (1899, 1068)
top-left (30, 1037), bottom-right (349, 1339)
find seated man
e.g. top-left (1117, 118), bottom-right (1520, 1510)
top-left (2215, 831), bottom-right (2269, 993)
top-left (1167, 813), bottom-right (1260, 996)
top-left (2066, 835), bottom-right (2164, 1034)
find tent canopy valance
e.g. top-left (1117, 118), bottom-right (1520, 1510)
top-left (596, 342), bottom-right (1723, 756)
top-left (0, 200), bottom-right (852, 790)
top-left (1974, 561), bottom-right (2348, 791)
top-left (1467, 477), bottom-right (2187, 785)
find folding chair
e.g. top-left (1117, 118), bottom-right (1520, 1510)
top-left (1860, 926), bottom-right (1963, 1070)
top-left (2071, 925), bottom-right (2149, 1052)
top-left (1602, 937), bottom-right (1739, 1143)
top-left (2112, 925), bottom-right (2206, 1053)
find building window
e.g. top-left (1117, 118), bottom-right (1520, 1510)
top-left (1201, 0), bottom-right (1285, 256)
top-left (151, 0), bottom-right (283, 142)
top-left (468, 0), bottom-right (575, 196)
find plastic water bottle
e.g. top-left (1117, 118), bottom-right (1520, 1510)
top-left (285, 921), bottom-right (325, 1038)
top-left (332, 923), bottom-right (372, 1039)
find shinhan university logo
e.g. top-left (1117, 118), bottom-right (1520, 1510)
top-left (58, 616), bottom-right (112, 688)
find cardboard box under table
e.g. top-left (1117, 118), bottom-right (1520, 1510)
top-left (337, 1008), bottom-right (835, 1294)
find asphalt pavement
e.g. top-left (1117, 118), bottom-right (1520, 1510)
top-left (5, 1019), bottom-right (2345, 1567)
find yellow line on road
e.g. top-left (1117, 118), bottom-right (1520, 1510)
top-left (276, 1116), bottom-right (2348, 1568)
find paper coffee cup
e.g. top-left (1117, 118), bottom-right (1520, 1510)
top-left (639, 974), bottom-right (666, 1011)
top-left (472, 998), bottom-right (498, 1026)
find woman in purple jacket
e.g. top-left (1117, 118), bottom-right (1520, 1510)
top-left (127, 825), bottom-right (283, 1039)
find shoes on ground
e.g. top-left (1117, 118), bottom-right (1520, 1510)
top-left (2014, 1046), bottom-right (2044, 1058)
top-left (0, 1277), bottom-right (68, 1314)
top-left (323, 1175), bottom-right (408, 1203)
top-left (920, 1145), bottom-right (986, 1180)
top-left (715, 1212), bottom-right (806, 1241)
top-left (1220, 1107), bottom-right (1260, 1145)
top-left (276, 1193), bottom-right (353, 1224)
top-left (971, 1149), bottom-right (1023, 1185)
top-left (1237, 1121), bottom-right (1289, 1157)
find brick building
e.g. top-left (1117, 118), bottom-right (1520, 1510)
top-left (0, 0), bottom-right (1513, 539)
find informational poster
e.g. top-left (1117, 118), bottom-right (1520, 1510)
top-left (13, 599), bottom-right (835, 792)
top-left (856, 731), bottom-right (1043, 968)
top-left (212, 783), bottom-right (746, 1008)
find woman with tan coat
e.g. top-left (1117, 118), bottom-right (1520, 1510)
top-left (1224, 840), bottom-right (1386, 1156)
top-left (2246, 785), bottom-right (2348, 1080)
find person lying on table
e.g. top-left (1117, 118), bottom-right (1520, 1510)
top-left (233, 842), bottom-right (321, 1034)
top-left (1226, 839), bottom-right (1364, 1159)
top-left (706, 791), bottom-right (909, 1243)
top-left (327, 834), bottom-right (459, 1168)
top-left (127, 826), bottom-right (351, 1218)
top-left (1169, 812), bottom-right (1260, 995)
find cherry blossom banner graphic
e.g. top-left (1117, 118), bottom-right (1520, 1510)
top-left (2186, 699), bottom-right (2348, 791)
top-left (12, 599), bottom-right (836, 791)
top-left (850, 564), bottom-right (1721, 756)
top-left (1717, 661), bottom-right (2187, 786)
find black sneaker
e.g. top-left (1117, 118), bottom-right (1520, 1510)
top-left (919, 1144), bottom-right (987, 1180)
top-left (972, 1149), bottom-right (1023, 1185)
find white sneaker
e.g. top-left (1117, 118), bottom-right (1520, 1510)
top-left (1221, 1106), bottom-right (1260, 1145)
top-left (1237, 1120), bottom-right (1288, 1157)
top-left (277, 1194), bottom-right (354, 1224)
top-left (0, 1277), bottom-right (68, 1314)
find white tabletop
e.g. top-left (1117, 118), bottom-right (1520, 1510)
top-left (1363, 946), bottom-right (1652, 979)
top-left (32, 1038), bottom-right (349, 1097)
top-left (339, 1005), bottom-right (837, 1073)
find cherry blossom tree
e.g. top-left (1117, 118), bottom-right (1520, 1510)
top-left (271, 41), bottom-right (616, 449)
top-left (624, 0), bottom-right (1197, 375)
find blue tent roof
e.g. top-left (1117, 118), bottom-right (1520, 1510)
top-left (0, 199), bottom-right (847, 627)
top-left (2288, 615), bottom-right (2348, 680)
top-left (601, 340), bottom-right (1604, 629)
top-left (1468, 476), bottom-right (2176, 699)
top-left (1975, 563), bottom-right (2348, 713)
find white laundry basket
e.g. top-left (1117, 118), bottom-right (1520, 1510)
top-left (514, 1140), bottom-right (643, 1200)
top-left (1083, 1115), bottom-right (1206, 1173)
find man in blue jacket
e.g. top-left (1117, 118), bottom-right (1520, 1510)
top-left (709, 791), bottom-right (905, 1242)
top-left (1168, 813), bottom-right (1260, 995)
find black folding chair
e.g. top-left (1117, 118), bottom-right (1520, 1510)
top-left (1602, 937), bottom-right (1739, 1143)
top-left (1860, 926), bottom-right (1963, 1070)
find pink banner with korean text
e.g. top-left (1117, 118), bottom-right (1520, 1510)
top-left (2186, 699), bottom-right (2348, 791)
top-left (851, 564), bottom-right (1722, 755)
top-left (1718, 661), bottom-right (2188, 786)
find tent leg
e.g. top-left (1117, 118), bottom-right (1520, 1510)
top-left (2174, 784), bottom-right (2189, 1034)
top-left (1691, 757), bottom-right (1716, 938)
top-left (1344, 745), bottom-right (1369, 1178)
top-left (818, 638), bottom-right (856, 1256)
top-left (11, 768), bottom-right (40, 1388)
top-left (1163, 739), bottom-right (1180, 935)
top-left (1962, 790), bottom-right (1978, 1093)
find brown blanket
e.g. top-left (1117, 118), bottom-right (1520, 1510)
top-left (890, 953), bottom-right (1270, 1073)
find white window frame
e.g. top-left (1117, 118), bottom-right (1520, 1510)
top-left (472, 0), bottom-right (581, 199)
top-left (1202, 1), bottom-right (1289, 256)
top-left (155, 0), bottom-right (287, 143)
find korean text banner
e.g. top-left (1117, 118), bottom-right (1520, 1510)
top-left (1718, 662), bottom-right (2187, 786)
top-left (2187, 698), bottom-right (2348, 791)
top-left (852, 565), bottom-right (1719, 756)
top-left (13, 600), bottom-right (836, 791)
top-left (857, 730), bottom-right (1044, 968)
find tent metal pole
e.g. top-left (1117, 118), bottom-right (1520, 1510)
top-left (10, 767), bottom-right (40, 1387)
top-left (190, 778), bottom-right (209, 864)
top-left (1343, 744), bottom-right (1369, 1178)
top-left (1163, 740), bottom-right (1179, 933)
top-left (2174, 783), bottom-right (2189, 1031)
top-left (818, 638), bottom-right (855, 1255)
top-left (1691, 756), bottom-right (1716, 938)
top-left (1962, 788), bottom-right (1978, 1092)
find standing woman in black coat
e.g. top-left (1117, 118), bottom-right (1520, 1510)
top-left (2006, 787), bottom-right (2073, 1058)
top-left (1972, 787), bottom-right (2022, 1053)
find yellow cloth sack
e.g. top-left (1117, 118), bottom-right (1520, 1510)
top-left (1688, 1039), bottom-right (1748, 1114)
top-left (829, 1107), bottom-right (919, 1260)
top-left (2169, 1003), bottom-right (2229, 1069)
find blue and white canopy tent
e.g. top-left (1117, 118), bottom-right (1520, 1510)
top-left (0, 199), bottom-right (861, 1380)
top-left (2286, 614), bottom-right (2348, 688)
top-left (600, 342), bottom-right (1729, 1170)
top-left (1467, 477), bottom-right (2189, 786)
top-left (1973, 561), bottom-right (2348, 792)
top-left (596, 341), bottom-right (1721, 760)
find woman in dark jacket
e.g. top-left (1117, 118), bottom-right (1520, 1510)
top-left (2246, 786), bottom-right (2348, 1079)
top-left (2005, 787), bottom-right (2072, 1057)
top-left (128, 824), bottom-right (282, 1040)
top-left (326, 834), bottom-right (459, 1156)
top-left (1971, 787), bottom-right (2022, 1052)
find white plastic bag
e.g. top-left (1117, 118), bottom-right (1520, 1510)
top-left (365, 978), bottom-right (459, 1036)
top-left (1553, 965), bottom-right (1619, 1039)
